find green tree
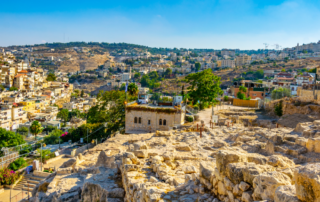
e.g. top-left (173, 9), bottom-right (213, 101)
top-left (237, 86), bottom-right (248, 100)
top-left (16, 127), bottom-right (29, 136)
top-left (181, 85), bottom-right (185, 98)
top-left (80, 90), bottom-right (84, 97)
top-left (87, 91), bottom-right (136, 136)
top-left (140, 75), bottom-right (150, 87)
top-left (57, 109), bottom-right (69, 123)
top-left (275, 100), bottom-right (283, 117)
top-left (165, 68), bottom-right (172, 77)
top-left (134, 72), bottom-right (141, 79)
top-left (43, 129), bottom-right (64, 145)
top-left (46, 73), bottom-right (56, 81)
top-left (0, 128), bottom-right (25, 150)
top-left (119, 83), bottom-right (126, 91)
top-left (30, 121), bottom-right (43, 140)
top-left (9, 87), bottom-right (18, 91)
top-left (281, 69), bottom-right (286, 72)
top-left (127, 83), bottom-right (139, 96)
top-left (185, 69), bottom-right (222, 105)
top-left (271, 88), bottom-right (291, 100)
top-left (195, 62), bottom-right (201, 72)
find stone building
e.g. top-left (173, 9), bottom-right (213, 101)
top-left (125, 104), bottom-right (185, 133)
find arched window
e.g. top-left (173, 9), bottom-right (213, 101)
top-left (134, 117), bottom-right (137, 123)
top-left (159, 119), bottom-right (162, 125)
top-left (139, 117), bottom-right (141, 124)
top-left (163, 119), bottom-right (167, 126)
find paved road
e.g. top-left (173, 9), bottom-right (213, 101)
top-left (43, 142), bottom-right (79, 153)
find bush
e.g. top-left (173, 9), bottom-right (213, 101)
top-left (187, 116), bottom-right (194, 122)
top-left (36, 149), bottom-right (52, 161)
top-left (275, 101), bottom-right (283, 117)
top-left (224, 96), bottom-right (229, 101)
top-left (8, 158), bottom-right (28, 171)
top-left (0, 168), bottom-right (20, 185)
top-left (43, 129), bottom-right (64, 145)
top-left (193, 106), bottom-right (199, 111)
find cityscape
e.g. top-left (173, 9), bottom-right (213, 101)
top-left (1, 1), bottom-right (320, 202)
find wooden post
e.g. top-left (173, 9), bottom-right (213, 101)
top-left (197, 124), bottom-right (198, 131)
top-left (200, 126), bottom-right (202, 138)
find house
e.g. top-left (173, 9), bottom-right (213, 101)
top-left (125, 102), bottom-right (185, 133)
top-left (296, 73), bottom-right (313, 86)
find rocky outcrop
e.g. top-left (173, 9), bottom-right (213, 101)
top-left (29, 122), bottom-right (320, 202)
top-left (294, 163), bottom-right (320, 202)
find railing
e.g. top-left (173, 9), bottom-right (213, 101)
top-left (10, 186), bottom-right (30, 202)
top-left (186, 105), bottom-right (198, 114)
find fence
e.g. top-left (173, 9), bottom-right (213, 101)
top-left (233, 99), bottom-right (259, 108)
top-left (10, 186), bottom-right (30, 202)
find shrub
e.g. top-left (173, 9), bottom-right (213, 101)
top-left (0, 168), bottom-right (20, 185)
top-left (9, 158), bottom-right (28, 171)
top-left (43, 129), bottom-right (64, 145)
top-left (187, 116), bottom-right (194, 122)
top-left (36, 149), bottom-right (52, 161)
top-left (275, 101), bottom-right (283, 117)
top-left (193, 106), bottom-right (199, 111)
top-left (224, 96), bottom-right (229, 101)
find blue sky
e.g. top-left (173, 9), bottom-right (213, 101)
top-left (1, 0), bottom-right (320, 49)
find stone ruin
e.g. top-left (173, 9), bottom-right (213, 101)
top-left (26, 121), bottom-right (320, 202)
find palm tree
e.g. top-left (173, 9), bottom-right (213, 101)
top-left (30, 121), bottom-right (43, 140)
top-left (128, 83), bottom-right (139, 96)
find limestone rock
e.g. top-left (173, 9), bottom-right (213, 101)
top-left (306, 138), bottom-right (320, 153)
top-left (274, 185), bottom-right (300, 202)
top-left (213, 140), bottom-right (228, 148)
top-left (95, 151), bottom-right (116, 168)
top-left (176, 145), bottom-right (192, 151)
top-left (218, 181), bottom-right (227, 195)
top-left (183, 165), bottom-right (197, 174)
top-left (265, 141), bottom-right (275, 155)
top-left (216, 150), bottom-right (247, 177)
top-left (133, 150), bottom-right (148, 158)
top-left (252, 171), bottom-right (292, 201)
top-left (241, 191), bottom-right (253, 202)
top-left (239, 181), bottom-right (250, 192)
top-left (267, 155), bottom-right (295, 168)
top-left (200, 161), bottom-right (215, 181)
top-left (61, 158), bottom-right (77, 168)
top-left (224, 177), bottom-right (234, 191)
top-left (294, 163), bottom-right (320, 202)
top-left (247, 153), bottom-right (268, 165)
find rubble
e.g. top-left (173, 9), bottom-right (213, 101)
top-left (29, 120), bottom-right (320, 202)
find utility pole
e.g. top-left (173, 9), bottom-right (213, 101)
top-left (87, 128), bottom-right (89, 150)
top-left (313, 74), bottom-right (317, 100)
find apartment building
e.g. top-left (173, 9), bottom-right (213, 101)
top-left (221, 49), bottom-right (236, 57)
top-left (221, 60), bottom-right (235, 68)
top-left (235, 54), bottom-right (252, 66)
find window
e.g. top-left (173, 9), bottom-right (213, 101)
top-left (134, 117), bottom-right (137, 123)
top-left (159, 119), bottom-right (162, 125)
top-left (163, 119), bottom-right (167, 125)
top-left (139, 117), bottom-right (141, 124)
top-left (148, 120), bottom-right (151, 125)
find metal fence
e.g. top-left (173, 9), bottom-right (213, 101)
top-left (10, 188), bottom-right (30, 202)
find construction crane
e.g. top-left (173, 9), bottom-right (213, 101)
top-left (263, 43), bottom-right (269, 50)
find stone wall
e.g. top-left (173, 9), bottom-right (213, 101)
top-left (0, 152), bottom-right (19, 169)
